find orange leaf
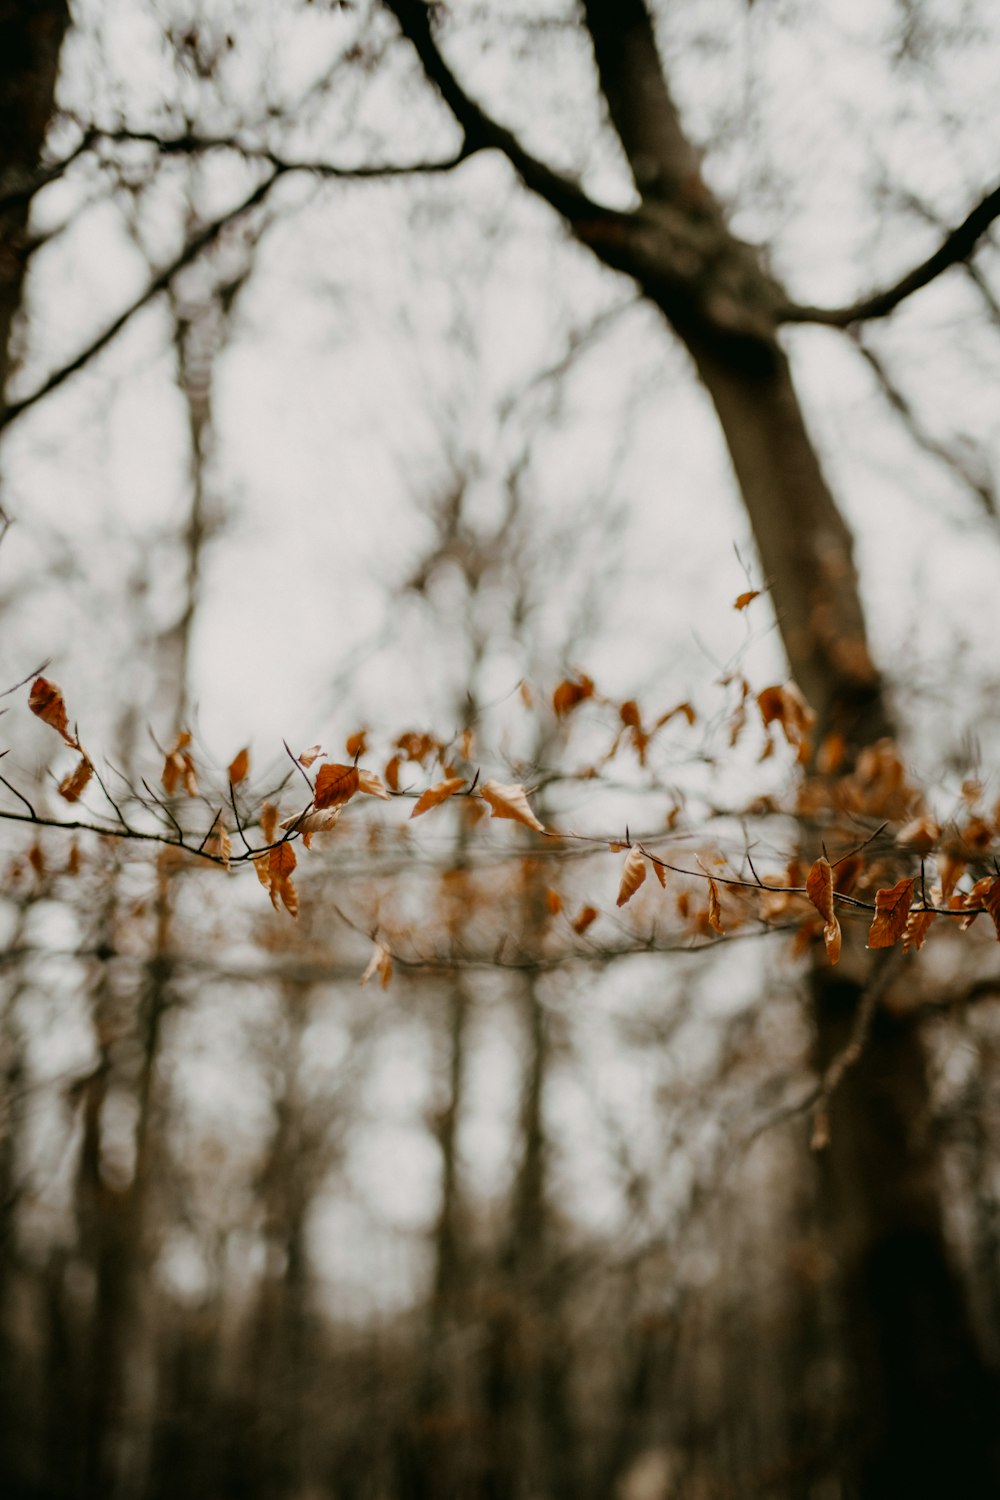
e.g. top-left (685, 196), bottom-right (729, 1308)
top-left (805, 857), bottom-right (835, 927)
top-left (552, 675), bottom-right (594, 717)
top-left (411, 777), bottom-right (466, 818)
top-left (162, 731), bottom-right (198, 797)
top-left (480, 780), bottom-right (545, 834)
top-left (314, 763), bottom-right (360, 809)
top-left (654, 701), bottom-right (696, 730)
top-left (707, 876), bottom-right (723, 934)
top-left (260, 802), bottom-right (279, 844)
top-left (227, 747), bottom-right (250, 785)
top-left (205, 816), bottom-right (232, 870)
top-left (651, 857), bottom-right (667, 888)
top-left (267, 842), bottom-right (298, 917)
top-left (896, 814), bottom-right (940, 854)
top-left (616, 846), bottom-right (646, 908)
top-left (29, 676), bottom-right (77, 747)
top-left (805, 855), bottom-right (841, 963)
top-left (572, 904), bottom-right (598, 935)
top-left (619, 699), bottom-right (642, 730)
top-left (545, 888), bottom-right (563, 916)
top-left (345, 729), bottom-right (367, 759)
top-left (903, 909), bottom-right (936, 953)
top-left (734, 590), bottom-right (760, 610)
top-left (58, 756), bottom-right (93, 803)
top-left (867, 877), bottom-right (914, 949)
top-left (360, 939), bottom-right (393, 989)
top-left (358, 769), bottom-right (390, 800)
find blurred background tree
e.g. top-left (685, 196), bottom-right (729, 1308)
top-left (3, 2), bottom-right (1000, 1496)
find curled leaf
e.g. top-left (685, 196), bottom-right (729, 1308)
top-left (162, 731), bottom-right (198, 797)
top-left (552, 675), bottom-right (594, 717)
top-left (58, 756), bottom-right (93, 803)
top-left (734, 590), bottom-right (759, 610)
top-left (867, 877), bottom-right (914, 949)
top-left (616, 845), bottom-right (646, 908)
top-left (480, 780), bottom-right (545, 834)
top-left (357, 769), bottom-right (391, 800)
top-left (411, 777), bottom-right (466, 818)
top-left (29, 676), bottom-right (78, 747)
top-left (267, 842), bottom-right (298, 918)
top-left (805, 856), bottom-right (841, 964)
top-left (205, 816), bottom-right (232, 870)
top-left (707, 876), bottom-right (724, 934)
top-left (572, 904), bottom-right (598, 935)
top-left (297, 744), bottom-right (324, 768)
top-left (360, 940), bottom-right (393, 989)
top-left (259, 802), bottom-right (279, 844)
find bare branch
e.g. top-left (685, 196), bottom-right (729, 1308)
top-left (0, 168), bottom-right (284, 435)
top-left (781, 179), bottom-right (1000, 328)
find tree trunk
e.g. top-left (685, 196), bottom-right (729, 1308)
top-left (0, 0), bottom-right (70, 393)
top-left (576, 1), bottom-right (1000, 1489)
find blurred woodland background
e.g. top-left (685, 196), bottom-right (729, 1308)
top-left (4, 2), bottom-right (1000, 1497)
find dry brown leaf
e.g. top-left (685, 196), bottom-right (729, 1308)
top-left (480, 780), bottom-right (545, 834)
top-left (65, 841), bottom-right (81, 877)
top-left (805, 857), bottom-right (835, 926)
top-left (29, 676), bottom-right (77, 747)
top-left (896, 814), bottom-right (940, 853)
top-left (297, 744), bottom-right (324, 768)
top-left (267, 842), bottom-right (298, 917)
top-left (616, 846), bottom-right (646, 908)
top-left (707, 876), bottom-right (724, 934)
top-left (823, 917), bottom-right (842, 964)
top-left (314, 763), bottom-right (360, 809)
top-left (815, 731), bottom-right (847, 775)
top-left (345, 729), bottom-right (367, 759)
top-left (58, 755), bottom-right (93, 803)
top-left (572, 904), bottom-right (598, 935)
top-left (281, 807), bottom-right (342, 841)
top-left (552, 675), bottom-right (594, 717)
top-left (360, 939), bottom-right (393, 989)
top-left (805, 855), bottom-right (842, 964)
top-left (545, 888), bottom-right (563, 916)
top-left (903, 909), bottom-right (936, 953)
top-left (411, 777), bottom-right (466, 818)
top-left (867, 877), bottom-right (914, 949)
top-left (619, 699), bottom-right (642, 730)
top-left (252, 853), bottom-right (271, 890)
top-left (227, 747), bottom-right (250, 785)
top-left (357, 769), bottom-right (390, 800)
top-left (651, 857), bottom-right (667, 888)
top-left (734, 589), bottom-right (760, 610)
top-left (654, 701), bottom-right (696, 730)
top-left (205, 816), bottom-right (232, 870)
top-left (162, 731), bottom-right (198, 797)
top-left (260, 802), bottom-right (279, 844)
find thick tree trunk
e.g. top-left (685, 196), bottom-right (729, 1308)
top-left (0, 0), bottom-right (70, 393)
top-left (576, 1), bottom-right (1000, 1489)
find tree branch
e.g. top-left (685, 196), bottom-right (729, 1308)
top-left (382, 0), bottom-right (620, 229)
top-left (781, 179), bottom-right (1000, 327)
top-left (0, 168), bottom-right (284, 435)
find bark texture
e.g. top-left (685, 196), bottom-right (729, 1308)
top-left (0, 0), bottom-right (70, 393)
